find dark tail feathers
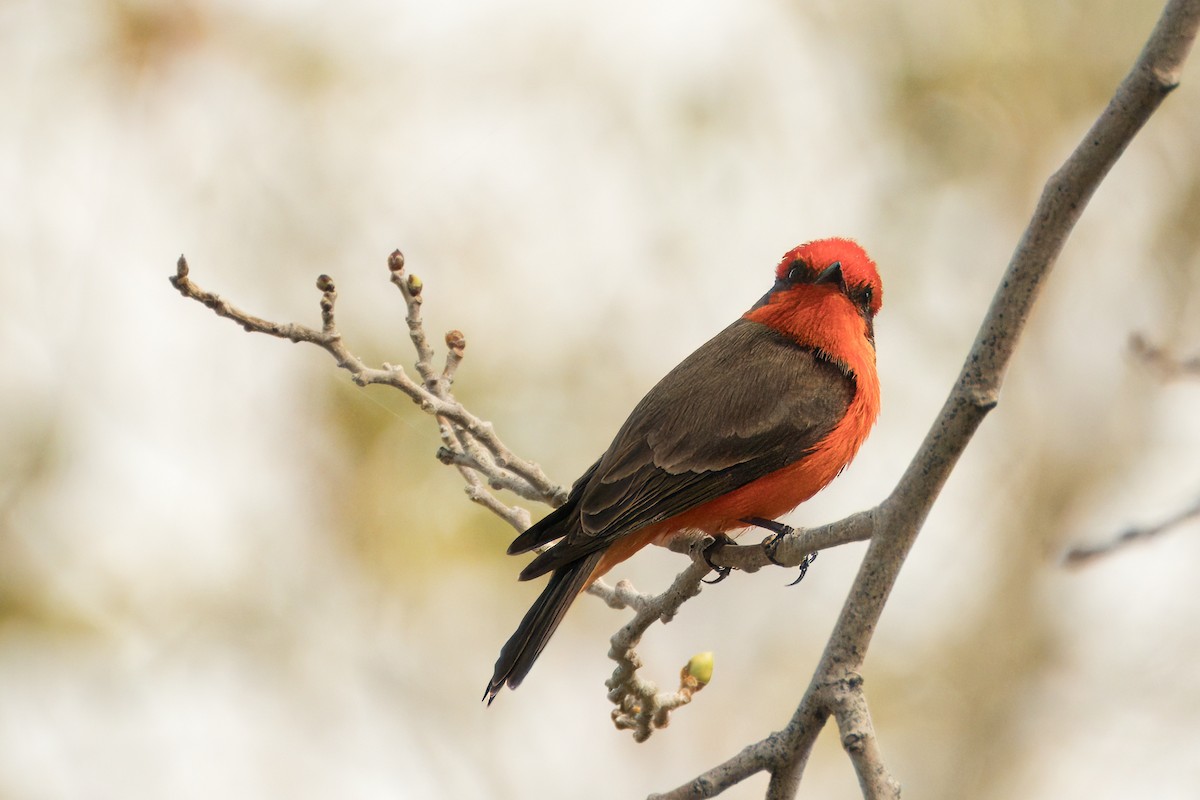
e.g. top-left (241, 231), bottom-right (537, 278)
top-left (484, 551), bottom-right (603, 704)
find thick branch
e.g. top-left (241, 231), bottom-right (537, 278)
top-left (771, 2), bottom-right (1200, 793)
top-left (168, 0), bottom-right (1198, 787)
top-left (656, 1), bottom-right (1200, 796)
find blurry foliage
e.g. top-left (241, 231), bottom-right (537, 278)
top-left (317, 377), bottom-right (513, 591)
top-left (100, 0), bottom-right (209, 78)
top-left (826, 2), bottom-right (1165, 189)
top-left (1152, 173), bottom-right (1200, 337)
top-left (100, 0), bottom-right (347, 94)
top-left (0, 418), bottom-right (86, 631)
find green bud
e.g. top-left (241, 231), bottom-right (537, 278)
top-left (686, 652), bottom-right (714, 686)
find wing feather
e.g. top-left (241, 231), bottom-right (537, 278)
top-left (519, 317), bottom-right (854, 577)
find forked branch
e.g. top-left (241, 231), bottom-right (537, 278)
top-left (170, 251), bottom-right (565, 533)
top-left (653, 0), bottom-right (1200, 796)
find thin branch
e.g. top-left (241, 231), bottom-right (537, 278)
top-left (596, 557), bottom-right (711, 742)
top-left (1057, 333), bottom-right (1200, 565)
top-left (1130, 332), bottom-right (1200, 378)
top-left (170, 252), bottom-right (564, 533)
top-left (655, 0), bottom-right (1200, 795)
top-left (705, 511), bottom-right (876, 574)
top-left (171, 248), bottom-right (735, 732)
top-left (1061, 497), bottom-right (1200, 566)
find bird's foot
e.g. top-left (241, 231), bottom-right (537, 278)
top-left (785, 551), bottom-right (819, 587)
top-left (740, 517), bottom-right (818, 586)
top-left (701, 533), bottom-right (738, 584)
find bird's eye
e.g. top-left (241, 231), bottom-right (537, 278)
top-left (786, 261), bottom-right (807, 282)
top-left (852, 285), bottom-right (876, 315)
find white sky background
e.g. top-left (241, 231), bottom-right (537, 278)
top-left (2, 0), bottom-right (1200, 798)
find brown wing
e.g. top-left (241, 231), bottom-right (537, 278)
top-left (512, 317), bottom-right (853, 578)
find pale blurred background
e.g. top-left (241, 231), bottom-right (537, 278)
top-left (2, 0), bottom-right (1200, 798)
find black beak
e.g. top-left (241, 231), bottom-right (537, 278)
top-left (814, 261), bottom-right (844, 286)
top-left (749, 278), bottom-right (788, 310)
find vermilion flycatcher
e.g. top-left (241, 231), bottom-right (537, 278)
top-left (486, 238), bottom-right (883, 702)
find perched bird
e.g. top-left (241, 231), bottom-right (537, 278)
top-left (486, 238), bottom-right (883, 703)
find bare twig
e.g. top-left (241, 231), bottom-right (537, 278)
top-left (1057, 333), bottom-right (1200, 565)
top-left (1061, 497), bottom-right (1200, 566)
top-left (170, 251), bottom-right (565, 533)
top-left (587, 553), bottom-right (710, 741)
top-left (1130, 332), bottom-right (1200, 378)
top-left (654, 0), bottom-right (1200, 796)
top-left (173, 247), bottom-right (743, 733)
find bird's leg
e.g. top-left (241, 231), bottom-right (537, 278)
top-left (740, 517), bottom-right (818, 586)
top-left (701, 533), bottom-right (738, 584)
top-left (741, 516), bottom-right (794, 563)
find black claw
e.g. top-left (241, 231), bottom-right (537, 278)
top-left (702, 567), bottom-right (731, 585)
top-left (701, 533), bottom-right (738, 584)
top-left (785, 551), bottom-right (819, 587)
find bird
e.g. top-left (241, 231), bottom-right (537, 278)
top-left (485, 237), bottom-right (883, 703)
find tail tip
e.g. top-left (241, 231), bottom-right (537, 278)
top-left (482, 677), bottom-right (506, 706)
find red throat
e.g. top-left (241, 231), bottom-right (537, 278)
top-left (745, 285), bottom-right (878, 507)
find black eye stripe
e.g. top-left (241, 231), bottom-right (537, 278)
top-left (784, 262), bottom-right (877, 313)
